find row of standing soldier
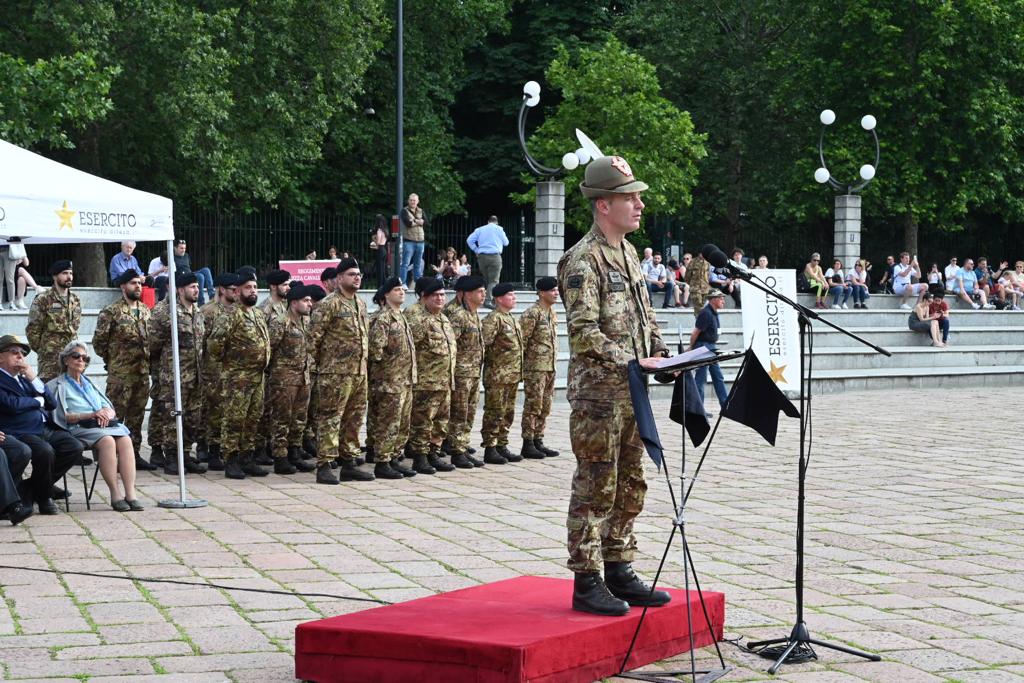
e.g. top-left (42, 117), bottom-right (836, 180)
top-left (25, 259), bottom-right (560, 484)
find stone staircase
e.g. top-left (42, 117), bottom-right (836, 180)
top-left (2, 288), bottom-right (1022, 396)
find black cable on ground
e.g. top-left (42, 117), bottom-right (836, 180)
top-left (0, 564), bottom-right (390, 605)
top-left (731, 637), bottom-right (818, 664)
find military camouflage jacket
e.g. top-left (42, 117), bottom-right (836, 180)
top-left (207, 305), bottom-right (271, 373)
top-left (444, 298), bottom-right (484, 378)
top-left (26, 287), bottom-right (81, 356)
top-left (267, 313), bottom-right (311, 385)
top-left (92, 298), bottom-right (150, 375)
top-left (685, 255), bottom-right (711, 294)
top-left (406, 308), bottom-right (456, 391)
top-left (557, 224), bottom-right (667, 400)
top-left (481, 309), bottom-right (523, 386)
top-left (148, 299), bottom-right (204, 383)
top-left (259, 297), bottom-right (287, 324)
top-left (368, 306), bottom-right (417, 391)
top-left (519, 303), bottom-right (557, 373)
top-left (308, 292), bottom-right (368, 375)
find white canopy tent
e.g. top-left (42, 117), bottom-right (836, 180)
top-left (0, 138), bottom-right (202, 508)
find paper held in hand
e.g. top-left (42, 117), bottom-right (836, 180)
top-left (651, 346), bottom-right (716, 370)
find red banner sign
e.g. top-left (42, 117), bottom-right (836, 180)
top-left (279, 259), bottom-right (340, 286)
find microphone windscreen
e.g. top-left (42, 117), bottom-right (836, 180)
top-left (707, 248), bottom-right (730, 268)
top-left (699, 244), bottom-right (718, 260)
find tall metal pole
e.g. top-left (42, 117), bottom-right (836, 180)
top-left (394, 0), bottom-right (404, 278)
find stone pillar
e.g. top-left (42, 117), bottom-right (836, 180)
top-left (834, 194), bottom-right (861, 266)
top-left (534, 181), bottom-right (565, 279)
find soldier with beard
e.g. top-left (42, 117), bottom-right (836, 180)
top-left (92, 269), bottom-right (155, 472)
top-left (26, 260), bottom-right (81, 383)
top-left (208, 271), bottom-right (271, 479)
top-left (260, 270), bottom-right (291, 323)
top-left (197, 272), bottom-right (240, 470)
top-left (442, 275), bottom-right (486, 468)
top-left (148, 272), bottom-right (208, 475)
top-left (266, 285), bottom-right (317, 474)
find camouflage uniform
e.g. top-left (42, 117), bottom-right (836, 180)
top-left (367, 307), bottom-right (417, 462)
top-left (26, 288), bottom-right (82, 382)
top-left (257, 296), bottom-right (288, 449)
top-left (406, 304), bottom-right (456, 454)
top-left (557, 224), bottom-right (667, 573)
top-left (266, 313), bottom-right (311, 458)
top-left (308, 292), bottom-right (368, 465)
top-left (259, 297), bottom-right (288, 325)
top-left (443, 298), bottom-right (483, 452)
top-left (92, 297), bottom-right (151, 456)
top-left (519, 302), bottom-right (557, 440)
top-left (200, 300), bottom-right (232, 448)
top-left (480, 309), bottom-right (523, 447)
top-left (148, 297), bottom-right (205, 450)
top-left (207, 305), bottom-right (271, 458)
top-left (685, 255), bottom-right (711, 315)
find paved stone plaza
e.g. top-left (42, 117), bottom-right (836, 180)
top-left (1, 388), bottom-right (1023, 682)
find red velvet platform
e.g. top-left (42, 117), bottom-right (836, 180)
top-left (295, 575), bottom-right (725, 683)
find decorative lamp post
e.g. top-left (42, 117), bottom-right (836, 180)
top-left (814, 109), bottom-right (879, 270)
top-left (516, 81), bottom-right (598, 278)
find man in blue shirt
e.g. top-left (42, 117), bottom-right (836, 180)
top-left (466, 216), bottom-right (509, 308)
top-left (108, 241), bottom-right (142, 284)
top-left (689, 290), bottom-right (728, 413)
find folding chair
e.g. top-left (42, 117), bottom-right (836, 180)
top-left (60, 441), bottom-right (101, 512)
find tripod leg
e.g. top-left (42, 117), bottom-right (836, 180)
top-left (746, 636), bottom-right (788, 649)
top-left (767, 640), bottom-right (801, 676)
top-left (807, 638), bottom-right (881, 661)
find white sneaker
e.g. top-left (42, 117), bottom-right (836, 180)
top-left (831, 304), bottom-right (840, 309)
top-left (14, 299), bottom-right (26, 310)
top-left (34, 285), bottom-right (46, 294)
top-left (983, 303), bottom-right (996, 309)
top-left (1013, 305), bottom-right (1021, 311)
top-left (971, 303), bottom-right (981, 309)
top-left (900, 303), bottom-right (911, 310)
top-left (841, 303), bottom-right (849, 309)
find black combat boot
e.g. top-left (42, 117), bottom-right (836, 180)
top-left (427, 450), bottom-right (455, 472)
top-left (572, 572), bottom-right (630, 616)
top-left (134, 454), bottom-right (157, 471)
top-left (148, 445), bottom-right (166, 468)
top-left (535, 438), bottom-right (559, 457)
top-left (316, 462), bottom-right (339, 485)
top-left (364, 445), bottom-right (376, 465)
top-left (195, 442), bottom-right (209, 463)
top-left (390, 459), bottom-right (417, 477)
top-left (498, 445), bottom-right (522, 463)
top-left (339, 459), bottom-right (374, 481)
top-left (287, 447), bottom-right (316, 472)
top-left (163, 456), bottom-right (179, 476)
top-left (450, 451), bottom-right (475, 469)
top-left (411, 454), bottom-right (436, 475)
top-left (466, 446), bottom-right (477, 455)
top-left (274, 457), bottom-right (298, 475)
top-left (374, 461), bottom-right (403, 480)
top-left (183, 455), bottom-right (208, 474)
top-left (604, 562), bottom-right (672, 607)
top-left (253, 446), bottom-right (274, 466)
top-left (483, 446), bottom-right (507, 465)
top-left (224, 454), bottom-right (246, 480)
top-left (206, 445), bottom-right (225, 471)
top-left (241, 451), bottom-right (269, 477)
top-left (465, 451), bottom-right (485, 467)
top-left (520, 439), bottom-right (546, 459)
top-left (301, 437), bottom-right (318, 459)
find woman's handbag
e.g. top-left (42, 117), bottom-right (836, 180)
top-left (6, 243), bottom-right (26, 261)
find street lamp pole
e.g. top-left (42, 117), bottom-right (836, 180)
top-left (394, 0), bottom-right (404, 278)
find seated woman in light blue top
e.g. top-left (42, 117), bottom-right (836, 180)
top-left (46, 341), bottom-right (142, 512)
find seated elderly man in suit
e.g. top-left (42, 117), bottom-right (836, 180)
top-left (0, 335), bottom-right (82, 515)
top-left (0, 431), bottom-right (33, 525)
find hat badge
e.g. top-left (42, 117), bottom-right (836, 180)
top-left (610, 156), bottom-right (632, 177)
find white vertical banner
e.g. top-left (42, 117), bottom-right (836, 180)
top-left (740, 270), bottom-right (802, 397)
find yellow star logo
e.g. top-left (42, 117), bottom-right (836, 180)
top-left (55, 201), bottom-right (75, 230)
top-left (768, 360), bottom-right (788, 384)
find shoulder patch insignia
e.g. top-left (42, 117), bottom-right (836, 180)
top-left (567, 274), bottom-right (583, 289)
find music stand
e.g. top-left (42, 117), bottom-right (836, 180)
top-left (617, 348), bottom-right (743, 683)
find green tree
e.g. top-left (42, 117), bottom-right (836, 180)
top-left (516, 36), bottom-right (707, 242)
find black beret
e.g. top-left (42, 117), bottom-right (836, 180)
top-left (287, 284), bottom-right (308, 301)
top-left (419, 278), bottom-right (445, 296)
top-left (492, 283), bottom-right (515, 297)
top-left (289, 279), bottom-right (303, 289)
top-left (175, 271), bottom-right (198, 288)
top-left (236, 265), bottom-right (257, 277)
top-left (49, 259), bottom-right (73, 275)
top-left (535, 276), bottom-right (558, 292)
top-left (336, 257), bottom-right (359, 275)
top-left (306, 284), bottom-right (327, 301)
top-left (236, 269), bottom-right (257, 285)
top-left (215, 272), bottom-right (240, 288)
top-left (320, 267), bottom-right (337, 281)
top-left (114, 269), bottom-right (141, 286)
top-left (454, 275), bottom-right (486, 292)
top-left (266, 269), bottom-right (291, 285)
top-left (373, 277), bottom-right (403, 305)
top-left (414, 276), bottom-right (434, 296)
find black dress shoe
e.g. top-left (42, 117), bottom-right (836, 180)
top-left (50, 485), bottom-right (70, 500)
top-left (77, 454), bottom-right (93, 466)
top-left (604, 562), bottom-right (672, 607)
top-left (134, 455), bottom-right (158, 471)
top-left (37, 499), bottom-right (61, 515)
top-left (572, 572), bottom-right (629, 616)
top-left (6, 502), bottom-right (33, 525)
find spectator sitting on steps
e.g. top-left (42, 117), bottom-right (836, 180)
top-left (893, 252), bottom-right (929, 309)
top-left (908, 292), bottom-right (946, 347)
top-left (952, 258), bottom-right (994, 309)
top-left (824, 258), bottom-right (852, 309)
top-left (929, 290), bottom-right (951, 345)
top-left (642, 251), bottom-right (676, 309)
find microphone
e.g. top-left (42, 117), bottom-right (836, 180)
top-left (703, 244), bottom-right (752, 280)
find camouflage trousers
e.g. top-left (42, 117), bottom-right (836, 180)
top-left (201, 362), bottom-right (224, 446)
top-left (409, 388), bottom-right (450, 453)
top-left (153, 378), bottom-right (202, 450)
top-left (220, 370), bottom-right (265, 457)
top-left (369, 387), bottom-right (412, 462)
top-left (520, 371), bottom-right (554, 439)
top-left (36, 346), bottom-right (65, 384)
top-left (689, 289), bottom-right (708, 315)
top-left (481, 382), bottom-right (517, 447)
top-left (105, 372), bottom-right (149, 455)
top-left (365, 386), bottom-right (380, 449)
top-left (304, 373), bottom-right (319, 441)
top-left (257, 375), bottom-right (274, 450)
top-left (446, 375), bottom-right (480, 451)
top-left (315, 373), bottom-right (366, 464)
top-left (566, 398), bottom-right (647, 573)
top-left (267, 380), bottom-right (310, 458)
